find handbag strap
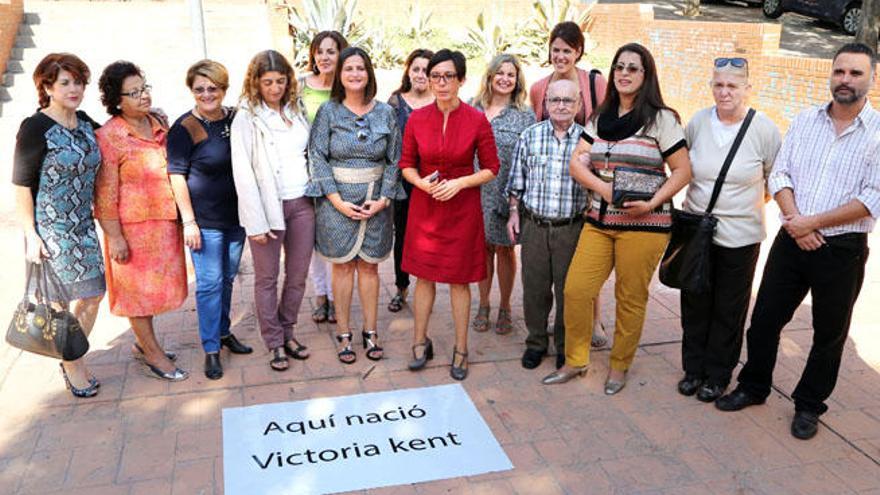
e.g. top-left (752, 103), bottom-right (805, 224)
top-left (705, 108), bottom-right (756, 214)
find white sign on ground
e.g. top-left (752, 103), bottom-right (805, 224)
top-left (222, 383), bottom-right (513, 495)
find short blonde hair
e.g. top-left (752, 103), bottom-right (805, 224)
top-left (186, 59), bottom-right (229, 91)
top-left (474, 53), bottom-right (528, 111)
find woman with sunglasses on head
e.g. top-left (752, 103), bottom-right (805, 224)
top-left (543, 43), bottom-right (692, 394)
top-left (167, 59), bottom-right (253, 381)
top-left (676, 57), bottom-right (781, 403)
top-left (306, 46), bottom-right (403, 365)
top-left (530, 20), bottom-right (610, 348)
top-left (300, 31), bottom-right (349, 326)
top-left (231, 50), bottom-right (313, 372)
top-left (401, 49), bottom-right (500, 380)
top-left (94, 61), bottom-right (189, 381)
top-left (12, 53), bottom-right (106, 397)
top-left (471, 53), bottom-right (535, 335)
top-left (386, 48), bottom-right (434, 314)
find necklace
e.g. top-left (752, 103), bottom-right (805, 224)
top-left (194, 107), bottom-right (230, 138)
top-left (604, 141), bottom-right (619, 168)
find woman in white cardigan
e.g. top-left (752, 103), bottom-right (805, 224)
top-left (231, 50), bottom-right (314, 371)
top-left (677, 58), bottom-right (782, 402)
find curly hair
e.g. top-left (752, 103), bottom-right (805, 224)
top-left (239, 50), bottom-right (299, 112)
top-left (473, 53), bottom-right (528, 111)
top-left (33, 53), bottom-right (90, 109)
top-left (98, 61), bottom-right (143, 116)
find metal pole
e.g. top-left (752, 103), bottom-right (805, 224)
top-left (189, 0), bottom-right (208, 59)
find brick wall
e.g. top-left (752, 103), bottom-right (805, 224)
top-left (0, 0), bottom-right (24, 77)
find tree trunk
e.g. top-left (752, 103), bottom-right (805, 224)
top-left (857, 0), bottom-right (879, 53)
top-left (683, 0), bottom-right (700, 17)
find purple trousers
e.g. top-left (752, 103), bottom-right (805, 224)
top-left (249, 197), bottom-right (315, 349)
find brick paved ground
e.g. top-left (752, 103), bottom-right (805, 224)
top-left (0, 210), bottom-right (878, 494)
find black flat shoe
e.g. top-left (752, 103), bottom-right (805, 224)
top-left (677, 374), bottom-right (703, 396)
top-left (204, 353), bottom-right (223, 380)
top-left (715, 389), bottom-right (765, 411)
top-left (450, 348), bottom-right (468, 381)
top-left (791, 411), bottom-right (819, 440)
top-left (60, 363), bottom-right (98, 398)
top-left (408, 338), bottom-right (433, 371)
top-left (696, 383), bottom-right (725, 403)
top-left (521, 348), bottom-right (544, 370)
top-left (284, 338), bottom-right (309, 360)
top-left (221, 334), bottom-right (253, 354)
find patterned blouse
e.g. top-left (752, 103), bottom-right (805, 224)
top-left (305, 100), bottom-right (404, 263)
top-left (582, 109), bottom-right (686, 232)
top-left (94, 115), bottom-right (177, 223)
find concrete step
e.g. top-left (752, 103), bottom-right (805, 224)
top-left (8, 47), bottom-right (24, 61)
top-left (14, 35), bottom-right (34, 49)
top-left (4, 60), bottom-right (24, 74)
top-left (23, 12), bottom-right (40, 25)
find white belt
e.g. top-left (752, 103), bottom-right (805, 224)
top-left (332, 166), bottom-right (383, 184)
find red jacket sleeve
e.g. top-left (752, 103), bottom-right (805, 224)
top-left (399, 115), bottom-right (419, 170)
top-left (475, 114), bottom-right (500, 176)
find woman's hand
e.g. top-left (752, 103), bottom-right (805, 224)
top-left (249, 231), bottom-right (278, 245)
top-left (108, 234), bottom-right (130, 264)
top-left (621, 200), bottom-right (655, 217)
top-left (506, 210), bottom-right (520, 244)
top-left (183, 223), bottom-right (202, 251)
top-left (24, 231), bottom-right (48, 263)
top-left (333, 200), bottom-right (370, 221)
top-left (432, 179), bottom-right (464, 202)
top-left (360, 199), bottom-right (387, 218)
top-left (416, 177), bottom-right (440, 195)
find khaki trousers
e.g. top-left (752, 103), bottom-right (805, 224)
top-left (563, 223), bottom-right (669, 371)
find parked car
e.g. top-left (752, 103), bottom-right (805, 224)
top-left (762, 0), bottom-right (862, 35)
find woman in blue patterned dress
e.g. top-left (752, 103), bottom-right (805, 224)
top-left (12, 53), bottom-right (105, 398)
top-left (306, 47), bottom-right (403, 364)
top-left (471, 54), bottom-right (536, 335)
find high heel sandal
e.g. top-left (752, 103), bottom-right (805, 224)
top-left (362, 330), bottom-right (384, 361)
top-left (132, 343), bottom-right (177, 362)
top-left (336, 332), bottom-right (356, 365)
top-left (59, 363), bottom-right (99, 398)
top-left (408, 338), bottom-right (433, 371)
top-left (450, 348), bottom-right (469, 381)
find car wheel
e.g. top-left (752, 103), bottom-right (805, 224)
top-left (842, 5), bottom-right (861, 35)
top-left (762, 0), bottom-right (783, 18)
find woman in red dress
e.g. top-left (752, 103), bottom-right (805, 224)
top-left (400, 49), bottom-right (500, 380)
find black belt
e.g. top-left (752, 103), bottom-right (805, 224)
top-left (521, 208), bottom-right (583, 227)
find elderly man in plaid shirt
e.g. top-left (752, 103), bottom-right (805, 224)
top-left (716, 43), bottom-right (880, 440)
top-left (506, 79), bottom-right (606, 371)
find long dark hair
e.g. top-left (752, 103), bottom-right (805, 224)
top-left (394, 48), bottom-right (434, 95)
top-left (592, 43), bottom-right (679, 131)
top-left (330, 46), bottom-right (377, 104)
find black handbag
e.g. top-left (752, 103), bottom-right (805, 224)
top-left (659, 108), bottom-right (756, 293)
top-left (5, 262), bottom-right (90, 360)
top-left (611, 165), bottom-right (667, 208)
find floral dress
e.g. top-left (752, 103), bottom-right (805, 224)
top-left (474, 104), bottom-right (536, 246)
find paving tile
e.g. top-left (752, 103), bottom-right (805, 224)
top-left (116, 431), bottom-right (177, 483)
top-left (600, 454), bottom-right (696, 492)
top-left (18, 448), bottom-right (70, 494)
top-left (176, 428), bottom-right (222, 461)
top-left (129, 478), bottom-right (173, 495)
top-left (64, 443), bottom-right (121, 489)
top-left (171, 457), bottom-right (215, 495)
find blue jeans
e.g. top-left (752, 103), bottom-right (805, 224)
top-left (190, 227), bottom-right (246, 353)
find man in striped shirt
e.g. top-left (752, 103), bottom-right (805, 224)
top-left (506, 79), bottom-right (600, 371)
top-left (716, 43), bottom-right (880, 440)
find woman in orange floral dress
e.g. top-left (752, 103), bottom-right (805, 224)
top-left (94, 61), bottom-right (188, 381)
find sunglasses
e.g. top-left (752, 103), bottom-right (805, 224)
top-left (192, 85), bottom-right (221, 95)
top-left (714, 57), bottom-right (748, 69)
top-left (613, 63), bottom-right (644, 75)
top-left (355, 116), bottom-right (369, 141)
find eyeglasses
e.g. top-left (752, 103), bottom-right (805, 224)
top-left (355, 116), bottom-right (369, 141)
top-left (192, 85), bottom-right (221, 95)
top-left (613, 64), bottom-right (643, 75)
top-left (714, 57), bottom-right (748, 69)
top-left (547, 97), bottom-right (577, 107)
top-left (120, 84), bottom-right (152, 99)
top-left (429, 72), bottom-right (458, 83)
